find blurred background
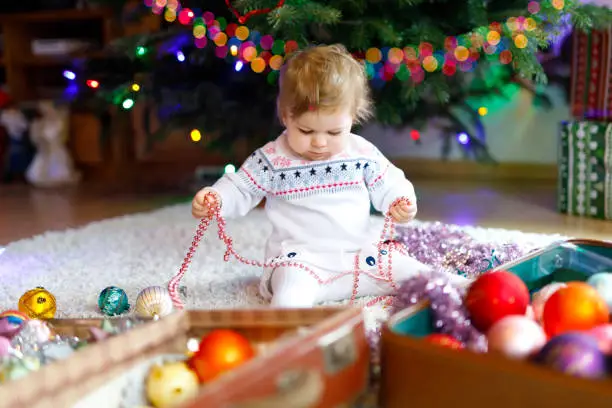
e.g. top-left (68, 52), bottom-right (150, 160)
top-left (0, 0), bottom-right (611, 243)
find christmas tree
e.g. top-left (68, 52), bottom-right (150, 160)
top-left (70, 0), bottom-right (612, 162)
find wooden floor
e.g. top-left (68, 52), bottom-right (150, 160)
top-left (0, 180), bottom-right (610, 246)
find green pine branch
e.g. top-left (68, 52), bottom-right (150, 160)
top-left (231, 0), bottom-right (280, 13)
top-left (267, 2), bottom-right (342, 28)
top-left (571, 4), bottom-right (612, 30)
top-left (466, 0), bottom-right (488, 27)
top-left (397, 0), bottom-right (428, 6)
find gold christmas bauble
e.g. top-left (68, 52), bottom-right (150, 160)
top-left (18, 287), bottom-right (57, 319)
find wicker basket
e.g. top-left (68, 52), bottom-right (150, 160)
top-left (0, 307), bottom-right (370, 408)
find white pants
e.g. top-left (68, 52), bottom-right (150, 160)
top-left (259, 241), bottom-right (469, 307)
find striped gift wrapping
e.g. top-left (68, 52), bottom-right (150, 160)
top-left (570, 27), bottom-right (612, 121)
top-left (558, 121), bottom-right (612, 220)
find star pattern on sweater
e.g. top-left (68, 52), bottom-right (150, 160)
top-left (239, 147), bottom-right (387, 198)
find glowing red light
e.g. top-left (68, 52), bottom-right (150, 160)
top-left (178, 8), bottom-right (194, 25)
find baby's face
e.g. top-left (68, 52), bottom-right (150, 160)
top-left (283, 109), bottom-right (352, 161)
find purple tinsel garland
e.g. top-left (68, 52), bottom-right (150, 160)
top-left (393, 273), bottom-right (488, 352)
top-left (396, 222), bottom-right (526, 278)
top-left (365, 222), bottom-right (537, 361)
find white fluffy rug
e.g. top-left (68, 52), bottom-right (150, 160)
top-left (0, 204), bottom-right (567, 321)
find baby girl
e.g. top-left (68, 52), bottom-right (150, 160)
top-left (192, 44), bottom-right (467, 307)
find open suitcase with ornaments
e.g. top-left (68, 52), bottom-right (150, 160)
top-left (380, 239), bottom-right (612, 408)
top-left (0, 307), bottom-right (371, 408)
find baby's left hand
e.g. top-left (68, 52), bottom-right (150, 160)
top-left (389, 198), bottom-right (417, 223)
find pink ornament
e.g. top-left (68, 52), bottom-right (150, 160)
top-left (531, 282), bottom-right (566, 322)
top-left (588, 324), bottom-right (612, 354)
top-left (487, 315), bottom-right (547, 359)
top-left (0, 318), bottom-right (21, 339)
top-left (0, 336), bottom-right (11, 357)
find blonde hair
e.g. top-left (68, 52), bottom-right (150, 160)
top-left (277, 44), bottom-right (373, 124)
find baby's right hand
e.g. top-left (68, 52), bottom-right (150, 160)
top-left (192, 188), bottom-right (221, 219)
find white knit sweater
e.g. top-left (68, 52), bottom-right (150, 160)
top-left (210, 132), bottom-right (417, 260)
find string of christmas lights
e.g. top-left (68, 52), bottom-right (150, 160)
top-left (148, 1), bottom-right (298, 86)
top-left (58, 0), bottom-right (561, 164)
top-left (135, 0), bottom-right (550, 151)
top-left (61, 0), bottom-right (565, 112)
top-left (143, 0), bottom-right (563, 83)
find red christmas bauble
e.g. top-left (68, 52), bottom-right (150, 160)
top-left (424, 333), bottom-right (464, 350)
top-left (542, 282), bottom-right (609, 338)
top-left (465, 270), bottom-right (530, 332)
top-left (188, 329), bottom-right (255, 383)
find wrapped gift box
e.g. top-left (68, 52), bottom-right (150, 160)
top-left (570, 27), bottom-right (612, 121)
top-left (558, 121), bottom-right (612, 219)
top-left (0, 307), bottom-right (371, 408)
top-left (380, 239), bottom-right (612, 408)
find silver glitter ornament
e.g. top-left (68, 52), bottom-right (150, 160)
top-left (10, 320), bottom-right (51, 356)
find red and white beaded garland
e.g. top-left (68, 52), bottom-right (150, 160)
top-left (168, 192), bottom-right (411, 309)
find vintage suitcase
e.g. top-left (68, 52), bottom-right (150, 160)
top-left (380, 239), bottom-right (612, 408)
top-left (0, 307), bottom-right (371, 408)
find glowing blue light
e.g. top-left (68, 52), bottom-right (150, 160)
top-left (457, 132), bottom-right (470, 145)
top-left (63, 83), bottom-right (79, 99)
top-left (63, 70), bottom-right (76, 80)
top-left (176, 51), bottom-right (185, 62)
top-left (234, 61), bottom-right (244, 71)
top-left (224, 164), bottom-right (236, 174)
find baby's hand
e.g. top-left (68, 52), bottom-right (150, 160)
top-left (388, 198), bottom-right (417, 224)
top-left (192, 188), bottom-right (221, 219)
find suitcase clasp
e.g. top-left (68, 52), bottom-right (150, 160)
top-left (317, 324), bottom-right (357, 374)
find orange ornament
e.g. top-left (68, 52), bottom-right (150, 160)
top-left (188, 329), bottom-right (255, 383)
top-left (542, 282), bottom-right (609, 338)
top-left (424, 333), bottom-right (464, 350)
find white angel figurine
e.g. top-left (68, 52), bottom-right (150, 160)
top-left (26, 100), bottom-right (81, 187)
